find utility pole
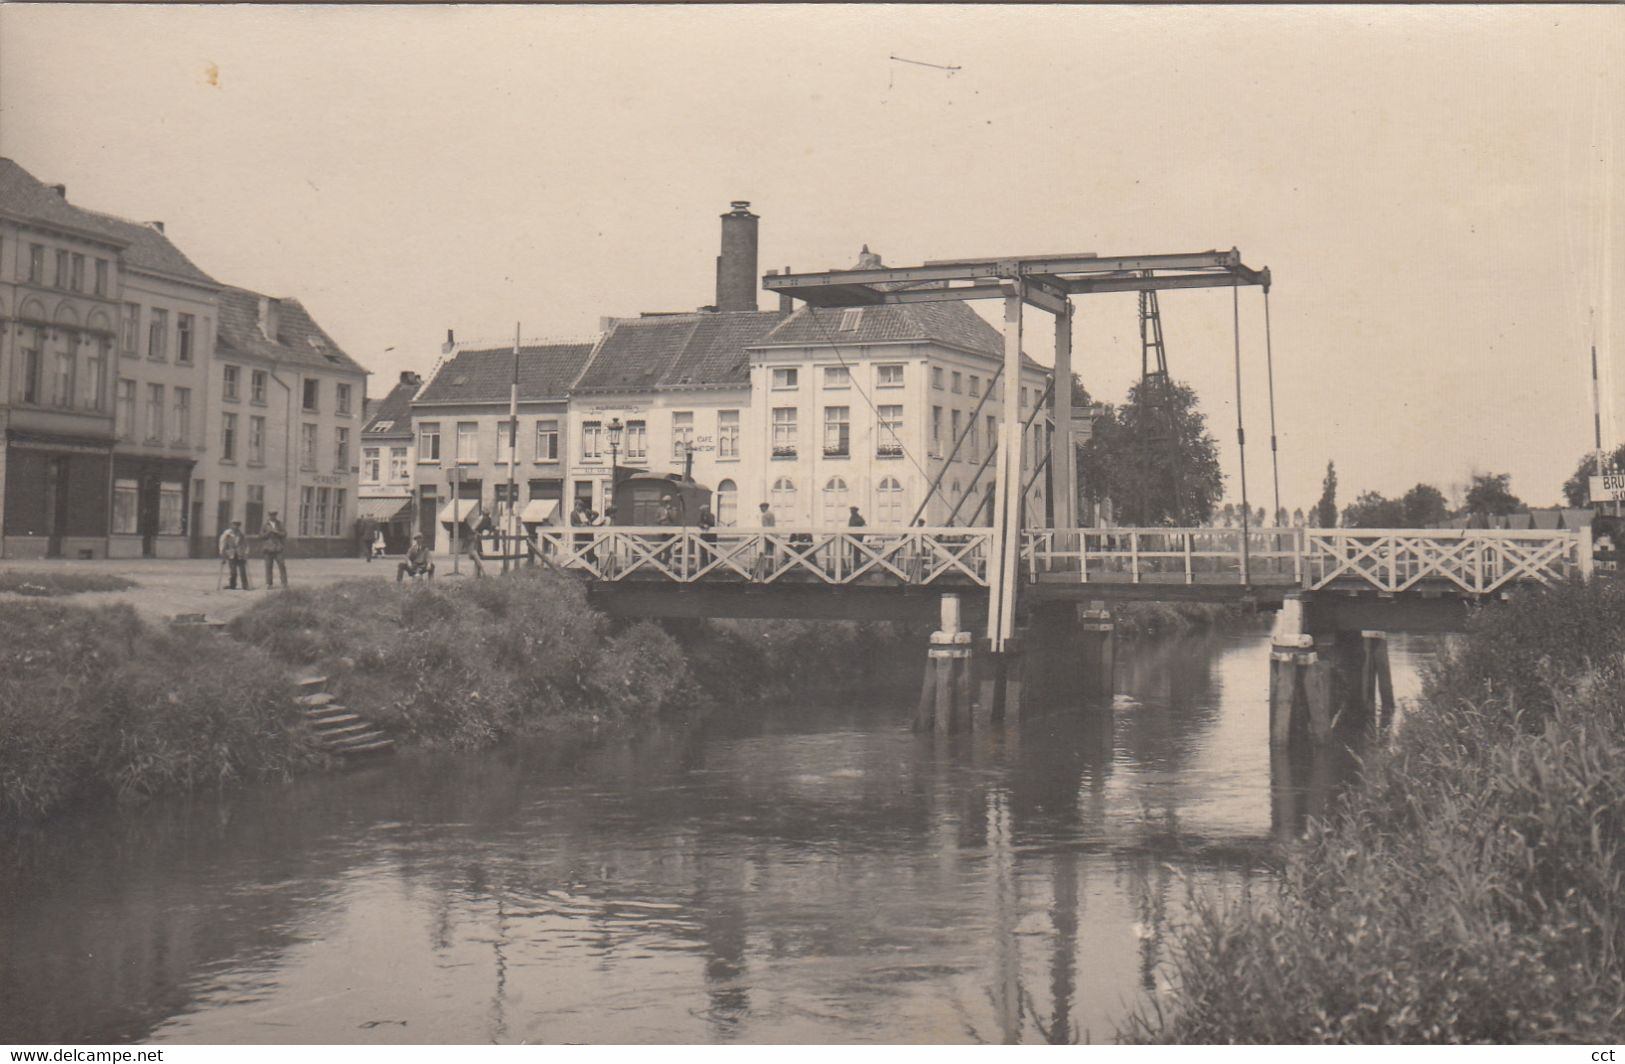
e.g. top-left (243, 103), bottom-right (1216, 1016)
top-left (506, 323), bottom-right (520, 574)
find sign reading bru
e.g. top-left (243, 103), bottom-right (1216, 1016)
top-left (1589, 474), bottom-right (1625, 502)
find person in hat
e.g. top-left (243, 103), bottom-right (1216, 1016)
top-left (397, 533), bottom-right (435, 582)
top-left (219, 519), bottom-right (251, 590)
top-left (261, 509), bottom-right (288, 589)
top-left (847, 505), bottom-right (867, 572)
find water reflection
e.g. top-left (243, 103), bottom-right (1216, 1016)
top-left (0, 630), bottom-right (1435, 1044)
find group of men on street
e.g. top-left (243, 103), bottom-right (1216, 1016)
top-left (216, 512), bottom-right (289, 591)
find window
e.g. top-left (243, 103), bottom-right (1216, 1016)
top-left (315, 487), bottom-right (331, 536)
top-left (122, 304), bottom-right (140, 354)
top-left (52, 345), bottom-right (75, 409)
top-left (70, 254), bottom-right (85, 292)
top-left (299, 486), bottom-right (315, 537)
top-left (300, 423), bottom-right (317, 470)
top-left (250, 369), bottom-right (267, 404)
top-left (221, 412), bottom-right (238, 461)
top-left (496, 420), bottom-right (517, 465)
top-left (335, 427), bottom-right (351, 472)
top-left (625, 419), bottom-right (647, 461)
top-left (966, 414), bottom-right (978, 462)
top-left (771, 367), bottom-right (798, 390)
top-left (823, 366), bottom-right (850, 389)
top-left (877, 405), bottom-right (903, 457)
top-left (389, 446), bottom-right (409, 481)
top-left (822, 476), bottom-right (849, 525)
top-left (823, 406), bottom-right (850, 457)
top-left (116, 380), bottom-right (135, 439)
top-left (18, 330), bottom-right (41, 404)
top-left (94, 259), bottom-right (108, 297)
top-left (931, 405), bottom-right (943, 456)
top-left (248, 416), bottom-right (265, 465)
top-left (176, 314), bottom-right (194, 364)
top-left (951, 410), bottom-right (963, 459)
top-left (770, 476), bottom-right (798, 523)
top-left (146, 384), bottom-right (164, 442)
top-left (218, 481), bottom-right (236, 534)
top-left (222, 364), bottom-right (240, 401)
top-left (877, 364), bottom-right (904, 388)
top-left (419, 422), bottom-right (441, 462)
top-left (987, 415), bottom-right (997, 459)
top-left (158, 482), bottom-right (184, 536)
top-left (302, 378), bottom-right (319, 412)
top-left (771, 407), bottom-right (797, 457)
top-left (55, 250), bottom-right (69, 289)
top-left (363, 448), bottom-right (382, 483)
top-left (246, 485), bottom-right (265, 535)
top-left (671, 412), bottom-right (693, 459)
top-left (148, 308), bottom-right (168, 360)
top-left (112, 479), bottom-right (139, 535)
top-left (330, 489), bottom-right (347, 537)
top-left (876, 476), bottom-right (905, 525)
top-left (28, 244), bottom-right (44, 284)
top-left (85, 340), bottom-right (108, 411)
top-left (581, 420), bottom-right (603, 460)
top-left (838, 308), bottom-right (863, 332)
top-left (535, 419), bottom-right (559, 462)
top-left (452, 422), bottom-right (477, 464)
top-left (336, 383), bottom-right (352, 415)
top-left (932, 367), bottom-right (945, 390)
top-left (173, 387), bottom-right (191, 445)
top-left (716, 478), bottom-right (738, 526)
top-left (718, 410), bottom-right (740, 458)
top-left (970, 375), bottom-right (981, 397)
top-left (951, 371), bottom-right (962, 394)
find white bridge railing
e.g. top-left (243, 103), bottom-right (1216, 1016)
top-left (528, 525), bottom-right (1587, 595)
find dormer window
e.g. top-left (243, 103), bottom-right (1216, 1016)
top-left (371, 419), bottom-right (394, 433)
top-left (839, 308), bottom-right (863, 332)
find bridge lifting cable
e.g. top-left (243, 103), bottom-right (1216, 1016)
top-left (944, 376), bottom-right (1055, 527)
top-left (1233, 286), bottom-right (1252, 583)
top-left (1263, 284), bottom-right (1282, 524)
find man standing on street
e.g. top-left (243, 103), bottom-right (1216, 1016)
top-left (219, 520), bottom-right (251, 590)
top-left (262, 510), bottom-right (289, 589)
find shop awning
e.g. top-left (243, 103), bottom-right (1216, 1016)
top-left (520, 499), bottom-right (560, 525)
top-left (356, 496), bottom-right (412, 523)
top-left (438, 499), bottom-right (483, 526)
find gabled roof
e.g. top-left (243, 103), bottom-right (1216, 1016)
top-left (415, 340), bottom-right (596, 404)
top-left (215, 286), bottom-right (366, 376)
top-left (754, 302), bottom-right (1051, 375)
top-left (364, 377), bottom-right (422, 436)
top-left (572, 311), bottom-right (780, 394)
top-left (0, 157), bottom-right (218, 287)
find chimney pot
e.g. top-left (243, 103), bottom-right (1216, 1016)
top-left (49, 184), bottom-right (66, 199)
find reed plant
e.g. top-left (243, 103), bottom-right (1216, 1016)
top-left (1124, 578), bottom-right (1625, 1042)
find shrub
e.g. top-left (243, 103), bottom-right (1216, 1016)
top-left (0, 571), bottom-right (136, 596)
top-left (0, 602), bottom-right (318, 820)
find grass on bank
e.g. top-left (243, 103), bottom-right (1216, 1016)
top-left (0, 601), bottom-right (316, 820)
top-left (0, 571), bottom-right (136, 597)
top-left (1125, 577), bottom-right (1625, 1043)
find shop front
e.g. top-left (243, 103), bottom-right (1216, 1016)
top-left (109, 455), bottom-right (195, 559)
top-left (1, 432), bottom-right (112, 559)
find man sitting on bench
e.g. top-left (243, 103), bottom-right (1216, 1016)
top-left (397, 533), bottom-right (436, 582)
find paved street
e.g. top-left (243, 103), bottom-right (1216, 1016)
top-left (0, 555), bottom-right (481, 623)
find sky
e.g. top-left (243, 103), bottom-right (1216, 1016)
top-left (2, 4), bottom-right (1620, 512)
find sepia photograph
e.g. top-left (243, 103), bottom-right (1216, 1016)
top-left (0, 2), bottom-right (1621, 1048)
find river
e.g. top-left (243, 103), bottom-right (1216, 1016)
top-left (0, 628), bottom-right (1436, 1045)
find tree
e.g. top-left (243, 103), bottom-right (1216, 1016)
top-left (1220, 502), bottom-right (1236, 527)
top-left (1343, 490), bottom-right (1406, 528)
top-left (1561, 444), bottom-right (1625, 507)
top-left (1401, 483), bottom-right (1449, 527)
top-left (1292, 507), bottom-right (1305, 527)
top-left (1076, 378), bottom-right (1224, 526)
top-left (1315, 461), bottom-right (1338, 528)
top-left (1465, 472), bottom-right (1523, 516)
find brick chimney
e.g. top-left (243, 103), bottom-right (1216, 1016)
top-left (442, 329), bottom-right (455, 354)
top-left (715, 200), bottom-right (759, 313)
top-left (400, 370), bottom-right (422, 386)
top-left (49, 184), bottom-right (66, 199)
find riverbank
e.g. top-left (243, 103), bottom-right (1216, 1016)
top-left (1112, 599), bottom-right (1261, 638)
top-left (0, 570), bottom-right (921, 820)
top-left (1125, 577), bottom-right (1625, 1043)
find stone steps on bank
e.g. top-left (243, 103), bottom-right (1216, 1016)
top-left (294, 674), bottom-right (395, 759)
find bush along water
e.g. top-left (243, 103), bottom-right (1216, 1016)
top-left (1123, 577), bottom-right (1625, 1043)
top-left (0, 602), bottom-right (319, 820)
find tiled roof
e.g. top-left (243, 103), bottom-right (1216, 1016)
top-left (0, 157), bottom-right (218, 287)
top-left (363, 377), bottom-right (421, 436)
top-left (573, 311), bottom-right (781, 393)
top-left (415, 341), bottom-right (596, 404)
top-left (215, 286), bottom-right (367, 376)
top-left (754, 300), bottom-right (1004, 357)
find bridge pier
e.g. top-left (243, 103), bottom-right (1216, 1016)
top-left (1009, 601), bottom-right (1115, 713)
top-left (917, 593), bottom-right (975, 733)
top-left (1270, 597), bottom-right (1396, 745)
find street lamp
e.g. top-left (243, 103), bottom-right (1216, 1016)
top-left (606, 417), bottom-right (624, 511)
